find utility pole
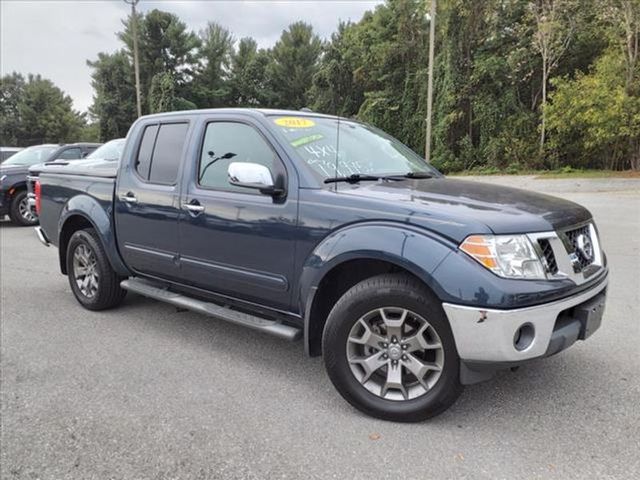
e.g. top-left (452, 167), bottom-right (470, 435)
top-left (124, 0), bottom-right (142, 118)
top-left (425, 0), bottom-right (436, 162)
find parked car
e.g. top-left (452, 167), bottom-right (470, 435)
top-left (26, 139), bottom-right (125, 215)
top-left (33, 109), bottom-right (608, 421)
top-left (0, 143), bottom-right (101, 225)
top-left (84, 138), bottom-right (125, 162)
top-left (0, 147), bottom-right (22, 163)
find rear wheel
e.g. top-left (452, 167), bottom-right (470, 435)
top-left (66, 228), bottom-right (126, 310)
top-left (9, 190), bottom-right (38, 226)
top-left (323, 273), bottom-right (462, 422)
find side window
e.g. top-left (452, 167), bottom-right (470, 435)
top-left (198, 122), bottom-right (277, 192)
top-left (148, 123), bottom-right (189, 184)
top-left (59, 148), bottom-right (82, 160)
top-left (135, 124), bottom-right (158, 179)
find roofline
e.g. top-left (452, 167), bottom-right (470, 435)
top-left (136, 107), bottom-right (353, 123)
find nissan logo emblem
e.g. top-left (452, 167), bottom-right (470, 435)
top-left (576, 233), bottom-right (594, 261)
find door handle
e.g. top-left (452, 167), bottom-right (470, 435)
top-left (120, 192), bottom-right (138, 204)
top-left (183, 202), bottom-right (205, 215)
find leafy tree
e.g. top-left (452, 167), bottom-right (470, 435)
top-left (311, 22), bottom-right (365, 117)
top-left (79, 1), bottom-right (638, 171)
top-left (268, 22), bottom-right (323, 109)
top-left (0, 72), bottom-right (26, 145)
top-left (229, 38), bottom-right (275, 106)
top-left (191, 22), bottom-right (235, 107)
top-left (529, 0), bottom-right (579, 152)
top-left (1, 73), bottom-right (85, 146)
top-left (148, 71), bottom-right (176, 113)
top-left (87, 50), bottom-right (137, 140)
top-left (119, 9), bottom-right (200, 113)
top-left (547, 50), bottom-right (640, 170)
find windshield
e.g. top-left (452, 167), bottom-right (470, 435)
top-left (86, 139), bottom-right (125, 161)
top-left (3, 146), bottom-right (57, 166)
top-left (270, 116), bottom-right (440, 182)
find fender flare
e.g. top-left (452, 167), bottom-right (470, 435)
top-left (58, 194), bottom-right (130, 276)
top-left (298, 222), bottom-right (456, 355)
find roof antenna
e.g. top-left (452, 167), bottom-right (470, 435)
top-left (334, 115), bottom-right (341, 192)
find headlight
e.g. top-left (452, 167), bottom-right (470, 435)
top-left (0, 175), bottom-right (6, 183)
top-left (459, 234), bottom-right (546, 279)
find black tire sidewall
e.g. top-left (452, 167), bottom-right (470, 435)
top-left (323, 275), bottom-right (462, 422)
top-left (66, 229), bottom-right (123, 310)
top-left (9, 190), bottom-right (37, 226)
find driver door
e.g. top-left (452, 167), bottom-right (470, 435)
top-left (178, 117), bottom-right (298, 311)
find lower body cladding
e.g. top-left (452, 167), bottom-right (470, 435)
top-left (443, 274), bottom-right (608, 385)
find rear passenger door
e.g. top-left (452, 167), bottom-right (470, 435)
top-left (115, 120), bottom-right (191, 281)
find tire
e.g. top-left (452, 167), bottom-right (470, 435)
top-left (66, 228), bottom-right (126, 311)
top-left (9, 190), bottom-right (38, 226)
top-left (323, 273), bottom-right (462, 422)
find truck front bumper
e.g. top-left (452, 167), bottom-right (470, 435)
top-left (443, 272), bottom-right (608, 382)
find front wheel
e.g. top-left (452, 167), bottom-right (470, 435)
top-left (66, 228), bottom-right (126, 311)
top-left (322, 274), bottom-right (462, 422)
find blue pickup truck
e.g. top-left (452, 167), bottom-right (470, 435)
top-left (34, 109), bottom-right (608, 421)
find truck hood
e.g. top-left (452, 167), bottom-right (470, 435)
top-left (340, 177), bottom-right (591, 236)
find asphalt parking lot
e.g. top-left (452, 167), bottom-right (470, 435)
top-left (1, 176), bottom-right (639, 480)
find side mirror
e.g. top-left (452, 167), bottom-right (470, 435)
top-left (227, 162), bottom-right (283, 196)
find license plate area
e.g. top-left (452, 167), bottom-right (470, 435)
top-left (573, 291), bottom-right (606, 340)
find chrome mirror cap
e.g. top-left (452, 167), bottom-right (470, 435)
top-left (228, 162), bottom-right (274, 188)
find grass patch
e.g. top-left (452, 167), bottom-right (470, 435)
top-left (535, 168), bottom-right (640, 179)
top-left (449, 166), bottom-right (640, 178)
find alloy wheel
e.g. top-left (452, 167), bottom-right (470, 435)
top-left (73, 244), bottom-right (99, 298)
top-left (346, 307), bottom-right (444, 401)
top-left (18, 196), bottom-right (35, 223)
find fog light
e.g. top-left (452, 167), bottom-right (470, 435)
top-left (514, 323), bottom-right (535, 351)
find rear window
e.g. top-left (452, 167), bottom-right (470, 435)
top-left (135, 125), bottom-right (158, 179)
top-left (149, 123), bottom-right (189, 184)
top-left (134, 123), bottom-right (188, 184)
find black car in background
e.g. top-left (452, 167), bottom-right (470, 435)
top-left (0, 143), bottom-right (101, 226)
top-left (26, 139), bottom-right (126, 218)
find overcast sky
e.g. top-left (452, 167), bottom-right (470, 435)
top-left (1, 0), bottom-right (382, 113)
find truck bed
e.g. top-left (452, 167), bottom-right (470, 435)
top-left (37, 160), bottom-right (117, 247)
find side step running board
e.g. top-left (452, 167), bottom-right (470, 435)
top-left (120, 278), bottom-right (301, 341)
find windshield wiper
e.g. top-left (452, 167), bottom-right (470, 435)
top-left (385, 171), bottom-right (434, 180)
top-left (324, 173), bottom-right (385, 184)
top-left (324, 171), bottom-right (433, 184)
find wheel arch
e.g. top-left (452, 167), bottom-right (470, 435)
top-left (299, 223), bottom-right (455, 357)
top-left (58, 196), bottom-right (129, 276)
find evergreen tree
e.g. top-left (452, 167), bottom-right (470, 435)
top-left (268, 22), bottom-right (323, 109)
top-left (87, 50), bottom-right (137, 140)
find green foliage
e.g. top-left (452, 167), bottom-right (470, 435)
top-left (546, 50), bottom-right (640, 170)
top-left (77, 0), bottom-right (638, 170)
top-left (190, 22), bottom-right (235, 107)
top-left (118, 9), bottom-right (200, 113)
top-left (229, 38), bottom-right (274, 107)
top-left (87, 50), bottom-right (137, 140)
top-left (1, 73), bottom-right (85, 146)
top-left (149, 71), bottom-right (176, 113)
top-left (268, 22), bottom-right (323, 109)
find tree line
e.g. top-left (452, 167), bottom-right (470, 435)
top-left (1, 0), bottom-right (639, 171)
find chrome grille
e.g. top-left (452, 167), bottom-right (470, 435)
top-left (537, 238), bottom-right (558, 275)
top-left (528, 222), bottom-right (602, 284)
